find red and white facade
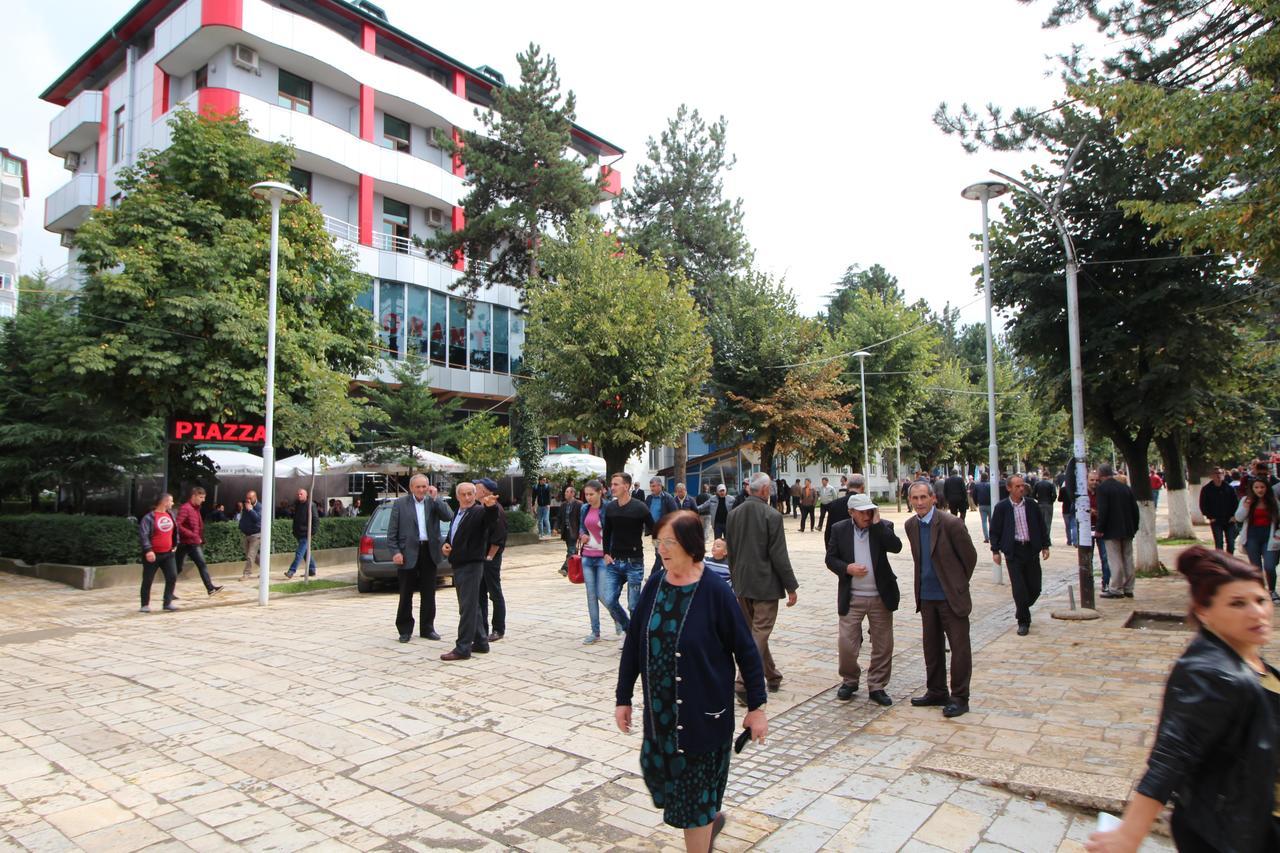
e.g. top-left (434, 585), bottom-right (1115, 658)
top-left (42, 0), bottom-right (623, 406)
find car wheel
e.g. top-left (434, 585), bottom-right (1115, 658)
top-left (357, 572), bottom-right (374, 593)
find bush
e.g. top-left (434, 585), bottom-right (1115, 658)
top-left (0, 515), bottom-right (369, 566)
top-left (506, 508), bottom-right (535, 534)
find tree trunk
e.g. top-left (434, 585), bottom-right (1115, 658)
top-left (758, 438), bottom-right (776, 483)
top-left (673, 434), bottom-right (688, 491)
top-left (1156, 434), bottom-right (1194, 539)
top-left (600, 443), bottom-right (632, 483)
top-left (1186, 453), bottom-right (1214, 525)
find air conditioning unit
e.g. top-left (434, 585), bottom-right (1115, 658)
top-left (63, 152), bottom-right (80, 171)
top-left (232, 44), bottom-right (260, 74)
top-left (60, 231), bottom-right (76, 248)
top-left (426, 208), bottom-right (444, 227)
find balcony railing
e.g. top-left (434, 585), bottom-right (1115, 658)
top-left (323, 214), bottom-right (494, 273)
top-left (49, 90), bottom-right (104, 157)
top-left (372, 230), bottom-right (430, 259)
top-left (323, 214), bottom-right (359, 244)
top-left (45, 261), bottom-right (87, 291)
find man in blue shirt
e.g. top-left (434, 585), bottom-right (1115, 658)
top-left (903, 480), bottom-right (978, 718)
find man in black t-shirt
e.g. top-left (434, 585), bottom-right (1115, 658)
top-left (601, 472), bottom-right (655, 648)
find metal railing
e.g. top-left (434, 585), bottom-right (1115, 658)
top-left (323, 214), bottom-right (359, 244)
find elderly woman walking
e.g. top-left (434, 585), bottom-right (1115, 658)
top-left (615, 510), bottom-right (768, 852)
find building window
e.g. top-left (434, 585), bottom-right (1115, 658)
top-left (470, 302), bottom-right (491, 371)
top-left (277, 69), bottom-right (312, 115)
top-left (194, 64), bottom-right (208, 89)
top-left (355, 281), bottom-right (374, 317)
top-left (429, 291), bottom-right (447, 365)
top-left (492, 306), bottom-right (509, 373)
top-left (448, 297), bottom-right (467, 369)
top-left (509, 312), bottom-right (526, 376)
top-left (406, 285), bottom-right (429, 357)
top-left (287, 167), bottom-right (312, 198)
top-left (109, 193), bottom-right (122, 209)
top-left (112, 106), bottom-right (125, 164)
top-left (378, 280), bottom-right (404, 359)
top-left (1, 158), bottom-right (21, 177)
top-left (381, 198), bottom-right (409, 252)
top-left (382, 114), bottom-right (410, 153)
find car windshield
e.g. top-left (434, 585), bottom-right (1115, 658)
top-left (367, 504), bottom-right (391, 535)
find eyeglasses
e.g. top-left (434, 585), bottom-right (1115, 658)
top-left (656, 538), bottom-right (680, 548)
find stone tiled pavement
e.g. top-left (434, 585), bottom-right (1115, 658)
top-left (0, 505), bottom-right (1202, 851)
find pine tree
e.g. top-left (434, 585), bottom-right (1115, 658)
top-left (427, 44), bottom-right (602, 298)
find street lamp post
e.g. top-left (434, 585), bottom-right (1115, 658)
top-left (853, 351), bottom-right (871, 481)
top-left (249, 181), bottom-right (303, 607)
top-left (992, 136), bottom-right (1097, 612)
top-left (962, 180), bottom-right (1008, 583)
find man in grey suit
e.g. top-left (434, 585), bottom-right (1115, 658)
top-left (388, 473), bottom-right (454, 643)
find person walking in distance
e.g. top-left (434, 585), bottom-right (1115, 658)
top-left (439, 482), bottom-right (499, 661)
top-left (825, 493), bottom-right (901, 706)
top-left (972, 473), bottom-right (993, 544)
top-left (533, 476), bottom-right (552, 537)
top-left (283, 488), bottom-right (320, 579)
top-left (578, 480), bottom-right (627, 644)
top-left (139, 493), bottom-right (181, 613)
top-left (725, 473), bottom-right (799, 700)
top-left (1235, 477), bottom-right (1280, 601)
top-left (602, 472), bottom-right (655, 649)
top-left (904, 480), bottom-right (978, 718)
top-left (558, 485), bottom-right (583, 577)
top-left (239, 490), bottom-right (262, 580)
top-left (816, 477), bottom-right (839, 532)
top-left (798, 478), bottom-right (817, 532)
top-left (646, 477), bottom-right (680, 574)
top-left (672, 482), bottom-right (697, 511)
top-left (700, 484), bottom-right (734, 542)
top-left (176, 486), bottom-right (222, 596)
top-left (1032, 473), bottom-right (1058, 546)
top-left (474, 478), bottom-right (509, 643)
top-left (1199, 466), bottom-right (1240, 556)
top-left (989, 474), bottom-right (1050, 636)
top-left (387, 474), bottom-right (454, 643)
top-left (943, 469), bottom-right (968, 522)
top-left (1096, 463), bottom-right (1141, 600)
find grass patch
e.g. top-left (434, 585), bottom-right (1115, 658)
top-left (1157, 537), bottom-right (1201, 546)
top-left (269, 579), bottom-right (354, 595)
top-left (1137, 563), bottom-right (1171, 578)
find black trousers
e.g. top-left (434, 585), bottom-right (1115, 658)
top-left (396, 546), bottom-right (438, 637)
top-left (920, 598), bottom-right (971, 702)
top-left (948, 503), bottom-right (967, 521)
top-left (799, 505), bottom-right (816, 531)
top-left (175, 544), bottom-right (215, 593)
top-left (1210, 519), bottom-right (1238, 555)
top-left (141, 551), bottom-right (177, 607)
top-left (478, 553), bottom-right (505, 638)
top-left (451, 560), bottom-right (488, 655)
top-left (1004, 541), bottom-right (1042, 626)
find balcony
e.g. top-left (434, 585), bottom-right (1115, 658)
top-left (45, 174), bottom-right (98, 233)
top-left (0, 229), bottom-right (16, 254)
top-left (46, 261), bottom-right (88, 291)
top-left (49, 90), bottom-right (104, 157)
top-left (0, 198), bottom-right (20, 227)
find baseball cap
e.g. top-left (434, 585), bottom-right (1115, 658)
top-left (847, 493), bottom-right (876, 511)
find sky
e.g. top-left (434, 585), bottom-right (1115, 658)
top-left (2, 0), bottom-right (1104, 325)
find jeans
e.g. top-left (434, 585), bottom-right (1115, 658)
top-left (1094, 536), bottom-right (1110, 590)
top-left (287, 537), bottom-right (317, 574)
top-left (537, 505), bottom-right (551, 536)
top-left (978, 505), bottom-right (991, 542)
top-left (1209, 519), bottom-right (1238, 555)
top-left (602, 557), bottom-right (644, 631)
top-left (583, 555), bottom-right (628, 636)
top-left (175, 544), bottom-right (216, 592)
top-left (1064, 513), bottom-right (1078, 547)
top-left (1245, 525), bottom-right (1279, 591)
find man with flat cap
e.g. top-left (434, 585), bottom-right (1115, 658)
top-left (825, 492), bottom-right (901, 706)
top-left (440, 481), bottom-right (499, 661)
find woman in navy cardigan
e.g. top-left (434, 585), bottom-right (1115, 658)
top-left (616, 510), bottom-right (768, 852)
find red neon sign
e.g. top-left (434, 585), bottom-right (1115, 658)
top-left (167, 418), bottom-right (266, 446)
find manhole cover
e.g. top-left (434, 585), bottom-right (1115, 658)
top-left (1123, 611), bottom-right (1189, 631)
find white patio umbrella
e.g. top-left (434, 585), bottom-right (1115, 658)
top-left (541, 452), bottom-right (607, 476)
top-left (199, 448), bottom-right (265, 476)
top-left (273, 452), bottom-right (364, 477)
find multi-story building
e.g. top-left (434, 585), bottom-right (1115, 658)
top-left (0, 148), bottom-right (27, 318)
top-left (41, 0), bottom-right (623, 415)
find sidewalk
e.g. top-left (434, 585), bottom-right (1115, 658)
top-left (0, 504), bottom-right (1203, 851)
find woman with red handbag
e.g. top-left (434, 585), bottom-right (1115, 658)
top-left (578, 480), bottom-right (628, 644)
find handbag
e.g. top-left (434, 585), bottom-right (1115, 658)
top-left (566, 549), bottom-right (584, 584)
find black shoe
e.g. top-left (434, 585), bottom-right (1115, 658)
top-left (943, 701), bottom-right (970, 718)
top-left (472, 644), bottom-right (490, 654)
top-left (767, 682), bottom-right (781, 693)
top-left (487, 632), bottom-right (503, 642)
top-left (171, 594), bottom-right (181, 600)
top-left (910, 694), bottom-right (948, 707)
top-left (398, 634), bottom-right (411, 643)
top-left (1017, 624), bottom-right (1029, 636)
top-left (837, 685), bottom-right (857, 701)
top-left (208, 586), bottom-right (223, 596)
top-left (1123, 592), bottom-right (1134, 598)
top-left (422, 631), bottom-right (441, 641)
top-left (868, 690), bottom-right (893, 706)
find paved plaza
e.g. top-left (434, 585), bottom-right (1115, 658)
top-left (0, 504), bottom-right (1214, 852)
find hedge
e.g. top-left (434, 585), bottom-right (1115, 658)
top-left (0, 515), bottom-right (367, 566)
top-left (506, 509), bottom-right (535, 534)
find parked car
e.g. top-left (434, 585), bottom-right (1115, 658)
top-left (356, 499), bottom-right (453, 593)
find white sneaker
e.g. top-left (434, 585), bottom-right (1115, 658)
top-left (583, 634), bottom-right (600, 645)
top-left (138, 606), bottom-right (150, 613)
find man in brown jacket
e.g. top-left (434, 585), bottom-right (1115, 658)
top-left (726, 473), bottom-right (799, 698)
top-left (903, 480), bottom-right (978, 718)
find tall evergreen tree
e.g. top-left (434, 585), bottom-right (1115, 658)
top-left (428, 44), bottom-right (602, 297)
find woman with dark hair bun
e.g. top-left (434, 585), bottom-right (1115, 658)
top-left (615, 510), bottom-right (767, 852)
top-left (1087, 545), bottom-right (1279, 853)
top-left (1235, 477), bottom-right (1280, 600)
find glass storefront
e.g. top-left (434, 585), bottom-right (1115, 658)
top-left (378, 281), bottom-right (404, 358)
top-left (368, 279), bottom-right (522, 376)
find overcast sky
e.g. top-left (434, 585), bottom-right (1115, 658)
top-left (3, 0), bottom-right (1102, 325)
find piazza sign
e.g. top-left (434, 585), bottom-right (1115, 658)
top-left (166, 417), bottom-right (267, 446)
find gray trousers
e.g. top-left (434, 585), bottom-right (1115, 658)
top-left (838, 595), bottom-right (894, 692)
top-left (1105, 538), bottom-right (1136, 594)
top-left (242, 533), bottom-right (261, 577)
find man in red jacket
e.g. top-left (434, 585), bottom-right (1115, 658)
top-left (177, 487), bottom-right (222, 596)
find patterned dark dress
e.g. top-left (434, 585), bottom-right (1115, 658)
top-left (639, 577), bottom-right (732, 829)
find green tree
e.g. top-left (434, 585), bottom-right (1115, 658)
top-left (509, 392), bottom-right (545, 507)
top-left (521, 213), bottom-right (711, 476)
top-left (67, 109), bottom-right (372, 487)
top-left (456, 414), bottom-right (512, 479)
top-left (904, 360), bottom-right (981, 472)
top-left (0, 276), bottom-right (156, 511)
top-left (427, 44), bottom-right (602, 296)
top-left (361, 354), bottom-right (461, 473)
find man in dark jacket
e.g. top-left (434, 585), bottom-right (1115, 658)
top-left (943, 470), bottom-right (968, 521)
top-left (1032, 474), bottom-right (1058, 545)
top-left (440, 481), bottom-right (499, 661)
top-left (989, 475), bottom-right (1051, 635)
top-left (387, 474), bottom-right (454, 642)
top-left (1199, 467), bottom-right (1240, 555)
top-left (726, 473), bottom-right (799, 697)
top-left (474, 478), bottom-right (509, 643)
top-left (1096, 463), bottom-right (1142, 599)
top-left (176, 486), bottom-right (221, 596)
top-left (645, 477), bottom-right (680, 574)
top-left (825, 493), bottom-right (901, 706)
top-left (284, 488), bottom-right (321, 578)
top-left (239, 490), bottom-right (262, 580)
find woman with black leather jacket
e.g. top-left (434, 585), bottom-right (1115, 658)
top-left (1088, 545), bottom-right (1279, 853)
